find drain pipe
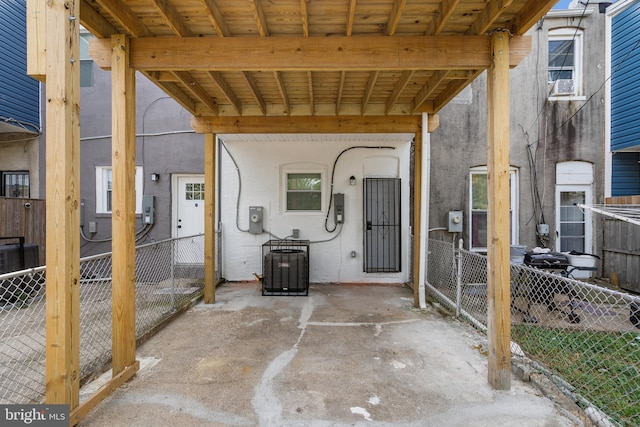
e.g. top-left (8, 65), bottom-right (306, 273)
top-left (417, 113), bottom-right (431, 309)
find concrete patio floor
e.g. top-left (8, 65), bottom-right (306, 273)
top-left (79, 283), bottom-right (592, 426)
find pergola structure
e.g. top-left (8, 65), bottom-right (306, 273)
top-left (26, 0), bottom-right (557, 423)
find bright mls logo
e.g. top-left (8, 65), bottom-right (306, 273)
top-left (0, 405), bottom-right (68, 426)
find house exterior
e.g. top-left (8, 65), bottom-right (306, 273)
top-left (606, 0), bottom-right (640, 197)
top-left (429, 0), bottom-right (609, 268)
top-left (0, 0), bottom-right (41, 199)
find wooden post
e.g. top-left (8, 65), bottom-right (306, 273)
top-left (44, 0), bottom-right (81, 406)
top-left (204, 133), bottom-right (217, 304)
top-left (413, 130), bottom-right (422, 308)
top-left (26, 0), bottom-right (46, 81)
top-left (486, 30), bottom-right (512, 390)
top-left (111, 34), bottom-right (137, 375)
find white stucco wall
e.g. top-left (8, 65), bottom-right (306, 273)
top-left (219, 135), bottom-right (413, 284)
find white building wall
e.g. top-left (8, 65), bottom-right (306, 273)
top-left (218, 135), bottom-right (412, 283)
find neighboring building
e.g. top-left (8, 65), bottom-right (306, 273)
top-left (429, 1), bottom-right (609, 264)
top-left (0, 0), bottom-right (41, 199)
top-left (606, 0), bottom-right (640, 197)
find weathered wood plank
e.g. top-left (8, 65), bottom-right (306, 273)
top-left (486, 30), bottom-right (511, 391)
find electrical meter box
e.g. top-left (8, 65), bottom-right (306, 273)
top-left (249, 206), bottom-right (264, 234)
top-left (448, 210), bottom-right (463, 233)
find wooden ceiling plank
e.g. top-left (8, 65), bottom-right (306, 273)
top-left (80, 0), bottom-right (116, 38)
top-left (411, 70), bottom-right (449, 113)
top-left (273, 71), bottom-right (290, 115)
top-left (386, 70), bottom-right (414, 115)
top-left (89, 35), bottom-right (531, 71)
top-left (240, 71), bottom-right (266, 115)
top-left (361, 71), bottom-right (379, 115)
top-left (346, 0), bottom-right (357, 36)
top-left (307, 71), bottom-right (314, 115)
top-left (192, 115), bottom-right (422, 134)
top-left (200, 0), bottom-right (231, 37)
top-left (466, 0), bottom-right (515, 35)
top-left (209, 71), bottom-right (241, 114)
top-left (174, 71), bottom-right (219, 114)
top-left (150, 0), bottom-right (193, 37)
top-left (142, 72), bottom-right (196, 114)
top-left (250, 0), bottom-right (269, 37)
top-left (386, 0), bottom-right (407, 36)
top-left (432, 70), bottom-right (483, 111)
top-left (93, 0), bottom-right (152, 37)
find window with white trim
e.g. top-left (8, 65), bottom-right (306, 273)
top-left (285, 172), bottom-right (323, 212)
top-left (469, 167), bottom-right (519, 251)
top-left (96, 166), bottom-right (144, 214)
top-left (548, 28), bottom-right (583, 98)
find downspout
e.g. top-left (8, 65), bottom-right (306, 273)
top-left (417, 113), bottom-right (431, 309)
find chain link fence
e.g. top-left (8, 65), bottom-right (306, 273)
top-left (0, 234), bottom-right (207, 405)
top-left (427, 238), bottom-right (640, 427)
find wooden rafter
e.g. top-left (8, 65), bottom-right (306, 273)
top-left (200, 0), bottom-right (230, 37)
top-left (336, 71), bottom-right (346, 115)
top-left (150, 0), bottom-right (192, 37)
top-left (250, 0), bottom-right (269, 37)
top-left (300, 0), bottom-right (309, 37)
top-left (174, 71), bottom-right (218, 114)
top-left (273, 71), bottom-right (290, 114)
top-left (142, 72), bottom-right (196, 114)
top-left (427, 0), bottom-right (462, 36)
top-left (362, 71), bottom-right (379, 115)
top-left (209, 72), bottom-right (241, 114)
top-left (240, 71), bottom-right (266, 115)
top-left (432, 70), bottom-right (483, 112)
top-left (307, 72), bottom-right (315, 115)
top-left (511, 0), bottom-right (557, 35)
top-left (80, 0), bottom-right (116, 38)
top-left (93, 0), bottom-right (152, 37)
top-left (386, 0), bottom-right (407, 36)
top-left (412, 70), bottom-right (449, 113)
top-left (387, 70), bottom-right (414, 115)
top-left (466, 0), bottom-right (515, 35)
top-left (346, 0), bottom-right (357, 36)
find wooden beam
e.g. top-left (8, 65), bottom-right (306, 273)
top-left (69, 361), bottom-right (139, 425)
top-left (427, 0), bottom-right (462, 36)
top-left (273, 71), bottom-right (290, 114)
top-left (413, 131), bottom-right (422, 308)
top-left (300, 0), bottom-right (309, 37)
top-left (204, 133), bottom-right (216, 304)
top-left (336, 71), bottom-right (346, 115)
top-left (27, 0), bottom-right (47, 81)
top-left (44, 0), bottom-right (81, 408)
top-left (141, 72), bottom-right (197, 114)
top-left (307, 72), bottom-right (315, 116)
top-left (111, 34), bottom-right (138, 376)
top-left (486, 30), bottom-right (511, 390)
top-left (346, 0), bottom-right (357, 36)
top-left (432, 70), bottom-right (484, 112)
top-left (411, 70), bottom-right (448, 113)
top-left (89, 35), bottom-right (532, 71)
top-left (387, 71), bottom-right (414, 114)
top-left (191, 115), bottom-right (422, 134)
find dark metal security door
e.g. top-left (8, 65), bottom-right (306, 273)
top-left (364, 178), bottom-right (401, 272)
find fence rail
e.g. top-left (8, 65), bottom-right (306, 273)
top-left (0, 234), bottom-right (206, 404)
top-left (427, 239), bottom-right (640, 427)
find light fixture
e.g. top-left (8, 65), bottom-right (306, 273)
top-left (349, 175), bottom-right (356, 186)
top-left (151, 173), bottom-right (160, 182)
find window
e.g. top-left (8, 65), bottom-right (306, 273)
top-left (80, 30), bottom-right (94, 87)
top-left (285, 172), bottom-right (322, 211)
top-left (555, 161), bottom-right (593, 253)
top-left (548, 28), bottom-right (583, 98)
top-left (469, 167), bottom-right (518, 251)
top-left (1, 171), bottom-right (30, 198)
top-left (96, 166), bottom-right (143, 214)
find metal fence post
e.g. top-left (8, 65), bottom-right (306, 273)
top-left (170, 239), bottom-right (176, 311)
top-left (455, 238), bottom-right (463, 317)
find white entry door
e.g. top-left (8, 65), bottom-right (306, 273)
top-left (173, 175), bottom-right (205, 263)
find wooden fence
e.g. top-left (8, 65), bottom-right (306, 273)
top-left (602, 196), bottom-right (640, 293)
top-left (0, 197), bottom-right (46, 267)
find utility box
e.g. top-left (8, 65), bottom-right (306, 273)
top-left (448, 211), bottom-right (463, 233)
top-left (249, 206), bottom-right (264, 234)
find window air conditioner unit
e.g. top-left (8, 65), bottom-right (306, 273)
top-left (551, 79), bottom-right (574, 96)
